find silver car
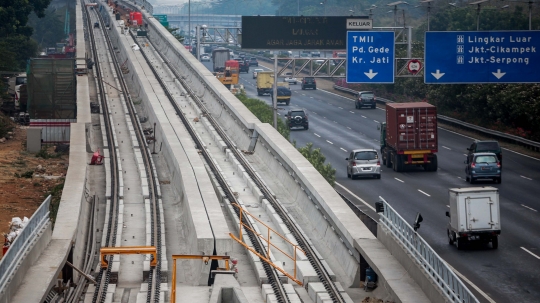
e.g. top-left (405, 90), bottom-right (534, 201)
top-left (346, 149), bottom-right (381, 179)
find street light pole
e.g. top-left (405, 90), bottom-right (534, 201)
top-left (469, 0), bottom-right (488, 31)
top-left (420, 0), bottom-right (433, 31)
top-left (188, 0), bottom-right (191, 43)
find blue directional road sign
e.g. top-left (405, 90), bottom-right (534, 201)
top-left (346, 31), bottom-right (395, 83)
top-left (425, 31), bottom-right (540, 84)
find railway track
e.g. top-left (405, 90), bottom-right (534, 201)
top-left (83, 2), bottom-right (162, 302)
top-left (123, 16), bottom-right (346, 303)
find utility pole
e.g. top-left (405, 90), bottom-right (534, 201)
top-left (272, 54), bottom-right (278, 129)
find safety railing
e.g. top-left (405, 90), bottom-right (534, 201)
top-left (333, 84), bottom-right (540, 152)
top-left (0, 195), bottom-right (51, 291)
top-left (377, 197), bottom-right (479, 303)
top-left (229, 203), bottom-right (305, 285)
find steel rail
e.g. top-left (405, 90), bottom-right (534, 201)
top-left (83, 2), bottom-right (120, 302)
top-left (127, 35), bottom-right (292, 302)
top-left (132, 31), bottom-right (345, 303)
top-left (92, 5), bottom-right (163, 302)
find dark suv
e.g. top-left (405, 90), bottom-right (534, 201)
top-left (286, 109), bottom-right (309, 130)
top-left (467, 141), bottom-right (502, 166)
top-left (249, 57), bottom-right (259, 66)
top-left (301, 77), bottom-right (316, 90)
top-left (355, 91), bottom-right (376, 109)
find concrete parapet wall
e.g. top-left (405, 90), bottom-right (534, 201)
top-left (253, 124), bottom-right (369, 287)
top-left (0, 223), bottom-right (52, 303)
top-left (375, 225), bottom-right (443, 303)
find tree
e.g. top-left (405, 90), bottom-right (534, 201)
top-left (165, 26), bottom-right (184, 43)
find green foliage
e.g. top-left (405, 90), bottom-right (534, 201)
top-left (35, 148), bottom-right (62, 159)
top-left (165, 26), bottom-right (185, 43)
top-left (0, 112), bottom-right (14, 138)
top-left (47, 179), bottom-right (65, 229)
top-left (28, 8), bottom-right (66, 49)
top-left (236, 93), bottom-right (290, 140)
top-left (297, 143), bottom-right (336, 186)
top-left (236, 92), bottom-right (336, 186)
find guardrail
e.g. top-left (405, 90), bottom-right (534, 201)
top-left (333, 84), bottom-right (540, 152)
top-left (378, 197), bottom-right (479, 303)
top-left (0, 195), bottom-right (51, 291)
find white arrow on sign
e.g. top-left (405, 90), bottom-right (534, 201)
top-left (492, 69), bottom-right (506, 79)
top-left (364, 69), bottom-right (378, 79)
top-left (431, 69), bottom-right (445, 80)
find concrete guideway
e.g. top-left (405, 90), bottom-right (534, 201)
top-left (127, 1), bottom-right (435, 302)
top-left (7, 2), bottom-right (93, 302)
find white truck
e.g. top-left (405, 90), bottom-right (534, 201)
top-left (446, 187), bottom-right (501, 250)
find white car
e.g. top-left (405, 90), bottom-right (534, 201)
top-left (283, 72), bottom-right (297, 84)
top-left (200, 54), bottom-right (210, 62)
top-left (253, 68), bottom-right (263, 79)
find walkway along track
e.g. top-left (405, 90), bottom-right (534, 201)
top-left (128, 18), bottom-right (346, 302)
top-left (83, 2), bottom-right (163, 303)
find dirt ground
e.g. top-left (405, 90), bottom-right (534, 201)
top-left (0, 126), bottom-right (68, 242)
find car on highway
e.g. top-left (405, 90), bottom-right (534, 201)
top-left (301, 77), bottom-right (316, 90)
top-left (355, 91), bottom-right (376, 109)
top-left (283, 72), bottom-right (298, 85)
top-left (285, 108), bottom-right (309, 130)
top-left (252, 68), bottom-right (263, 79)
top-left (311, 51), bottom-right (321, 57)
top-left (346, 149), bottom-right (381, 179)
top-left (465, 152), bottom-right (502, 184)
top-left (200, 54), bottom-right (210, 62)
top-left (249, 57), bottom-right (259, 66)
top-left (467, 141), bottom-right (502, 166)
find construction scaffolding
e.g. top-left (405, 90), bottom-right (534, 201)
top-left (27, 58), bottom-right (77, 120)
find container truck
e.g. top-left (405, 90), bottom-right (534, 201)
top-left (446, 187), bottom-right (501, 250)
top-left (378, 102), bottom-right (438, 172)
top-left (212, 48), bottom-right (230, 72)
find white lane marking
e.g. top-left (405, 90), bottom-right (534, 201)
top-left (340, 148), bottom-right (347, 152)
top-left (350, 111), bottom-right (355, 114)
top-left (457, 176), bottom-right (463, 180)
top-left (521, 247), bottom-right (540, 259)
top-left (302, 94), bottom-right (306, 96)
top-left (338, 107), bottom-right (343, 109)
top-left (374, 139), bottom-right (379, 142)
top-left (374, 120), bottom-right (380, 123)
top-left (463, 154), bottom-right (468, 156)
top-left (277, 113), bottom-right (281, 116)
top-left (418, 189), bottom-right (431, 197)
top-left (361, 115), bottom-right (367, 118)
top-left (314, 133), bottom-right (321, 137)
top-left (334, 121), bottom-right (338, 123)
top-left (327, 140), bottom-right (334, 145)
top-left (445, 263), bottom-right (497, 303)
top-left (394, 178), bottom-right (404, 183)
top-left (324, 116), bottom-right (327, 119)
top-left (310, 96), bottom-right (314, 99)
top-left (521, 175), bottom-right (533, 180)
top-left (446, 205), bottom-right (450, 208)
top-left (521, 204), bottom-right (538, 212)
top-left (335, 183), bottom-right (376, 212)
top-left (318, 89), bottom-right (355, 101)
top-left (442, 146), bottom-right (451, 150)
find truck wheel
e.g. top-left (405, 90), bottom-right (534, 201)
top-left (382, 155), bottom-right (387, 166)
top-left (430, 154), bottom-right (438, 171)
top-left (492, 236), bottom-right (498, 249)
top-left (386, 151), bottom-right (392, 168)
top-left (447, 230), bottom-right (454, 245)
top-left (394, 154), bottom-right (403, 172)
top-left (347, 169), bottom-right (351, 178)
top-left (456, 237), bottom-right (466, 250)
top-left (286, 100), bottom-right (290, 105)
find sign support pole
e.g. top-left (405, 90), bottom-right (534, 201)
top-left (273, 54), bottom-right (278, 130)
